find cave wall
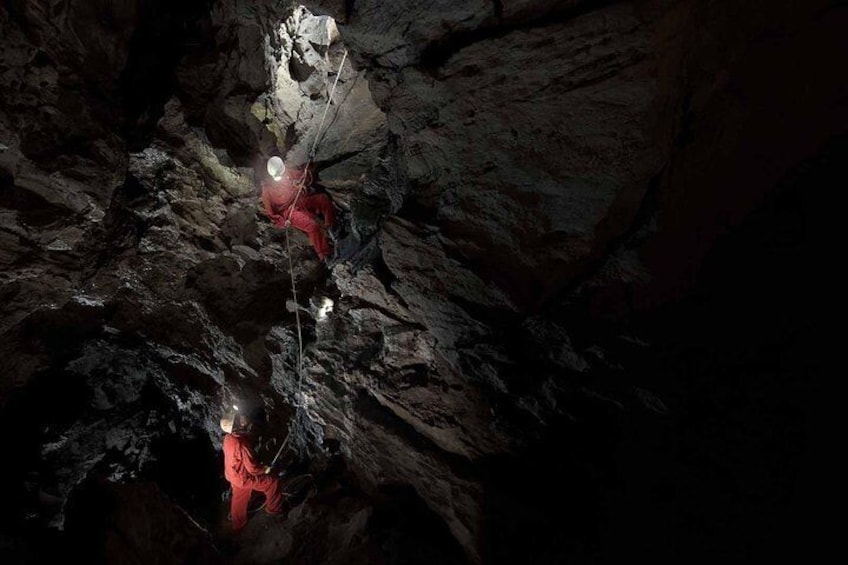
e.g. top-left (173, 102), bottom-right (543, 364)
top-left (304, 0), bottom-right (841, 560)
top-left (0, 1), bottom-right (375, 559)
top-left (1, 0), bottom-right (841, 563)
top-left (307, 0), bottom-right (844, 310)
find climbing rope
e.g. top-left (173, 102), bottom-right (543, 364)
top-left (309, 48), bottom-right (348, 161)
top-left (271, 48), bottom-right (350, 467)
top-left (284, 228), bottom-right (305, 381)
top-left (283, 47), bottom-right (349, 377)
top-left (284, 48), bottom-right (349, 220)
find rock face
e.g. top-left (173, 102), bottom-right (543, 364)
top-left (309, 0), bottom-right (845, 310)
top-left (299, 0), bottom-right (841, 560)
top-left (1, 0), bottom-right (842, 563)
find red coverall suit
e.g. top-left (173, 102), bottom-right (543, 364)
top-left (261, 165), bottom-right (336, 260)
top-left (223, 433), bottom-right (284, 530)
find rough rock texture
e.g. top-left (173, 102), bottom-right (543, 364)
top-left (309, 0), bottom-right (845, 310)
top-left (0, 1), bottom-right (378, 560)
top-left (299, 0), bottom-right (842, 560)
top-left (1, 0), bottom-right (842, 563)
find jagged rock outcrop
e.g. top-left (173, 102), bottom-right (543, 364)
top-left (0, 1), bottom-right (384, 559)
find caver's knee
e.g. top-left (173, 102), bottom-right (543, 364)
top-left (302, 218), bottom-right (322, 235)
top-left (290, 210), bottom-right (319, 232)
top-left (252, 475), bottom-right (273, 488)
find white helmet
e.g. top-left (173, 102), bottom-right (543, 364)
top-left (220, 415), bottom-right (234, 434)
top-left (267, 156), bottom-right (285, 181)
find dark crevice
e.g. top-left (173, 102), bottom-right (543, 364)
top-left (0, 181), bottom-right (75, 228)
top-left (344, 0), bottom-right (357, 24)
top-left (492, 0), bottom-right (504, 22)
top-left (80, 175), bottom-right (149, 280)
top-left (120, 0), bottom-right (213, 150)
top-left (289, 53), bottom-right (317, 82)
top-left (315, 148), bottom-right (365, 170)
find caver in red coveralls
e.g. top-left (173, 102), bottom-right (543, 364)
top-left (223, 432), bottom-right (284, 530)
top-left (261, 164), bottom-right (336, 260)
